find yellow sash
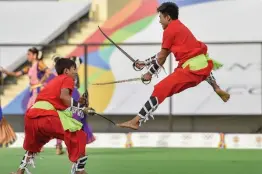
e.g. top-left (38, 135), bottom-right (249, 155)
top-left (182, 54), bottom-right (223, 71)
top-left (32, 101), bottom-right (83, 132)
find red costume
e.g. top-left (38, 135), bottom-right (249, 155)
top-left (23, 74), bottom-right (86, 162)
top-left (152, 19), bottom-right (213, 104)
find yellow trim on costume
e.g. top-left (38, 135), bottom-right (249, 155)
top-left (32, 101), bottom-right (83, 132)
top-left (182, 54), bottom-right (223, 71)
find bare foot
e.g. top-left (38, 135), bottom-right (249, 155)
top-left (215, 88), bottom-right (230, 102)
top-left (10, 169), bottom-right (23, 174)
top-left (56, 147), bottom-right (64, 155)
top-left (117, 116), bottom-right (140, 130)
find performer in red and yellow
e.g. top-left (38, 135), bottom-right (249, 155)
top-left (51, 56), bottom-right (95, 155)
top-left (118, 2), bottom-right (229, 130)
top-left (11, 58), bottom-right (89, 174)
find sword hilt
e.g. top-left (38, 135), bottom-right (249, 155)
top-left (141, 75), bottom-right (151, 85)
top-left (83, 107), bottom-right (96, 115)
top-left (133, 59), bottom-right (145, 71)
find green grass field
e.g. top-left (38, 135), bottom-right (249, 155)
top-left (1, 148), bottom-right (262, 174)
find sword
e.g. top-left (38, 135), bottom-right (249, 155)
top-left (94, 113), bottom-right (116, 125)
top-left (91, 76), bottom-right (152, 85)
top-left (98, 26), bottom-right (151, 85)
top-left (98, 26), bottom-right (136, 63)
top-left (98, 26), bottom-right (146, 71)
top-left (91, 77), bottom-right (141, 85)
top-left (83, 107), bottom-right (116, 125)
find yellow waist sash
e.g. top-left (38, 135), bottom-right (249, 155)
top-left (182, 54), bottom-right (223, 71)
top-left (32, 101), bottom-right (83, 132)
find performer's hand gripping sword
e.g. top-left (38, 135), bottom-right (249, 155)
top-left (97, 26), bottom-right (151, 85)
top-left (82, 90), bottom-right (116, 125)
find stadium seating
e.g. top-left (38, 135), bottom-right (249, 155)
top-left (0, 0), bottom-right (106, 111)
top-left (0, 1), bottom-right (91, 72)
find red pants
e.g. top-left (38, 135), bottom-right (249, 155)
top-left (152, 61), bottom-right (213, 104)
top-left (23, 114), bottom-right (87, 162)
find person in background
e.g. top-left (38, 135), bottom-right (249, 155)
top-left (0, 47), bottom-right (51, 109)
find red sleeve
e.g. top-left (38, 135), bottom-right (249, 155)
top-left (162, 29), bottom-right (174, 50)
top-left (61, 76), bottom-right (74, 92)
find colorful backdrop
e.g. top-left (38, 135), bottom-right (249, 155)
top-left (5, 0), bottom-right (259, 115)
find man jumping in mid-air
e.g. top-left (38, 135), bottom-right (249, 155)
top-left (117, 2), bottom-right (230, 130)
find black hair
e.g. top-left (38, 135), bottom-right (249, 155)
top-left (53, 56), bottom-right (61, 63)
top-left (157, 2), bottom-right (179, 20)
top-left (70, 56), bottom-right (83, 64)
top-left (28, 47), bottom-right (43, 60)
top-left (55, 58), bottom-right (76, 75)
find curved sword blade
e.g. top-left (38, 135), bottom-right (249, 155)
top-left (98, 26), bottom-right (136, 63)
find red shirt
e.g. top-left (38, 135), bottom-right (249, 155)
top-left (162, 19), bottom-right (207, 67)
top-left (26, 74), bottom-right (74, 118)
top-left (36, 74), bottom-right (74, 110)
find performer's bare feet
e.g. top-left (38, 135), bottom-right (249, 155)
top-left (56, 145), bottom-right (64, 155)
top-left (10, 169), bottom-right (24, 174)
top-left (210, 82), bottom-right (230, 102)
top-left (117, 116), bottom-right (140, 130)
top-left (214, 87), bottom-right (230, 102)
